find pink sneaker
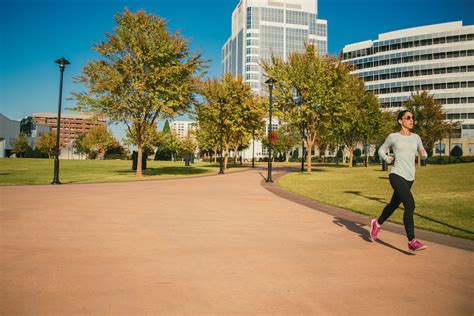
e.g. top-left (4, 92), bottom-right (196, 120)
top-left (408, 239), bottom-right (427, 251)
top-left (370, 218), bottom-right (381, 241)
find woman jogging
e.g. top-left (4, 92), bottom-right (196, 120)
top-left (370, 110), bottom-right (428, 251)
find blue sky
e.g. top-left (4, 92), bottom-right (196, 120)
top-left (1, 0), bottom-right (473, 140)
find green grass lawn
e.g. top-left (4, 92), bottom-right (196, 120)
top-left (0, 158), bottom-right (246, 185)
top-left (278, 163), bottom-right (474, 240)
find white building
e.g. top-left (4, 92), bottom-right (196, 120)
top-left (222, 0), bottom-right (327, 160)
top-left (0, 113), bottom-right (51, 158)
top-left (0, 113), bottom-right (20, 158)
top-left (171, 121), bottom-right (195, 139)
top-left (223, 0), bottom-right (327, 95)
top-left (342, 21), bottom-right (474, 155)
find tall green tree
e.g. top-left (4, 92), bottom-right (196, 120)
top-left (73, 9), bottom-right (204, 176)
top-left (265, 125), bottom-right (300, 162)
top-left (177, 135), bottom-right (197, 164)
top-left (262, 44), bottom-right (343, 172)
top-left (75, 126), bottom-right (117, 159)
top-left (154, 130), bottom-right (180, 161)
top-left (404, 91), bottom-right (454, 158)
top-left (162, 120), bottom-right (171, 133)
top-left (198, 74), bottom-right (265, 170)
top-left (36, 132), bottom-right (62, 159)
top-left (12, 133), bottom-right (31, 158)
top-left (334, 73), bottom-right (387, 168)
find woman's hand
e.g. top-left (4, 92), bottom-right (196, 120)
top-left (420, 149), bottom-right (427, 159)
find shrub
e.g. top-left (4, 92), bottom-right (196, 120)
top-left (353, 148), bottom-right (362, 157)
top-left (450, 145), bottom-right (463, 157)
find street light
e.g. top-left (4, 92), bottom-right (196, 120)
top-left (51, 57), bottom-right (70, 185)
top-left (251, 127), bottom-right (255, 168)
top-left (218, 99), bottom-right (225, 174)
top-left (364, 139), bottom-right (369, 167)
top-left (265, 77), bottom-right (276, 183)
top-left (294, 89), bottom-right (305, 172)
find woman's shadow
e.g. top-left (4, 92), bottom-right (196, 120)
top-left (333, 217), bottom-right (414, 255)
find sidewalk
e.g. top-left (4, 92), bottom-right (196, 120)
top-left (1, 169), bottom-right (473, 315)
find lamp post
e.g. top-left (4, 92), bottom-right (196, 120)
top-left (364, 139), bottom-right (369, 167)
top-left (438, 138), bottom-right (442, 164)
top-left (265, 77), bottom-right (276, 183)
top-left (251, 127), bottom-right (255, 168)
top-left (448, 122), bottom-right (453, 164)
top-left (294, 89), bottom-right (305, 171)
top-left (51, 57), bottom-right (70, 185)
top-left (218, 99), bottom-right (225, 174)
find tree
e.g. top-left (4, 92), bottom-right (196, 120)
top-left (124, 122), bottom-right (160, 159)
top-left (177, 135), bottom-right (197, 165)
top-left (73, 9), bottom-right (204, 176)
top-left (105, 141), bottom-right (130, 160)
top-left (12, 133), bottom-right (31, 158)
top-left (89, 126), bottom-right (116, 159)
top-left (36, 132), bottom-right (61, 159)
top-left (404, 91), bottom-right (454, 159)
top-left (195, 127), bottom-right (219, 162)
top-left (20, 116), bottom-right (35, 137)
top-left (74, 126), bottom-right (117, 159)
top-left (266, 125), bottom-right (300, 162)
top-left (450, 145), bottom-right (463, 159)
top-left (162, 120), bottom-right (171, 133)
top-left (154, 130), bottom-right (179, 161)
top-left (262, 44), bottom-right (345, 172)
top-left (198, 74), bottom-right (265, 170)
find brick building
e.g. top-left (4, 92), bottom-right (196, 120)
top-left (32, 112), bottom-right (107, 146)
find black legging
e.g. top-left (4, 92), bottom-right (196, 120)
top-left (378, 173), bottom-right (415, 241)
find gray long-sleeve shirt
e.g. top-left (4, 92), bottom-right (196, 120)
top-left (378, 132), bottom-right (427, 181)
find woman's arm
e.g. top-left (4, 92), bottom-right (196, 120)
top-left (417, 135), bottom-right (428, 160)
top-left (378, 134), bottom-right (394, 163)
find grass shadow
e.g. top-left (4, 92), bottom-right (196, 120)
top-left (333, 217), bottom-right (414, 255)
top-left (414, 213), bottom-right (474, 235)
top-left (344, 190), bottom-right (386, 203)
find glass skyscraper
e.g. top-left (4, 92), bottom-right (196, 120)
top-left (222, 0), bottom-right (328, 96)
top-left (342, 21), bottom-right (474, 154)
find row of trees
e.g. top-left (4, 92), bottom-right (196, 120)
top-left (10, 126), bottom-right (129, 160)
top-left (71, 9), bottom-right (456, 176)
top-left (195, 74), bottom-right (266, 169)
top-left (259, 44), bottom-right (393, 171)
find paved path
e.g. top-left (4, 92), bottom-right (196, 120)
top-left (1, 170), bottom-right (473, 315)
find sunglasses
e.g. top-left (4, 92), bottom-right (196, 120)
top-left (402, 116), bottom-right (414, 120)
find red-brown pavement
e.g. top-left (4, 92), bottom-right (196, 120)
top-left (1, 169), bottom-right (473, 315)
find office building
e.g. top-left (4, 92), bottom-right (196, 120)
top-left (171, 121), bottom-right (195, 139)
top-left (342, 21), bottom-right (474, 155)
top-left (222, 0), bottom-right (327, 96)
top-left (222, 0), bottom-right (327, 160)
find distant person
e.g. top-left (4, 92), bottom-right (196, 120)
top-left (370, 110), bottom-right (428, 251)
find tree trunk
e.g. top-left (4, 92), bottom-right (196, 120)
top-left (97, 149), bottom-right (105, 160)
top-left (213, 145), bottom-right (218, 163)
top-left (136, 145), bottom-right (143, 177)
top-left (233, 145), bottom-right (239, 164)
top-left (224, 144), bottom-right (230, 170)
top-left (306, 141), bottom-right (314, 173)
top-left (348, 145), bottom-right (353, 168)
top-left (286, 150), bottom-right (290, 162)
